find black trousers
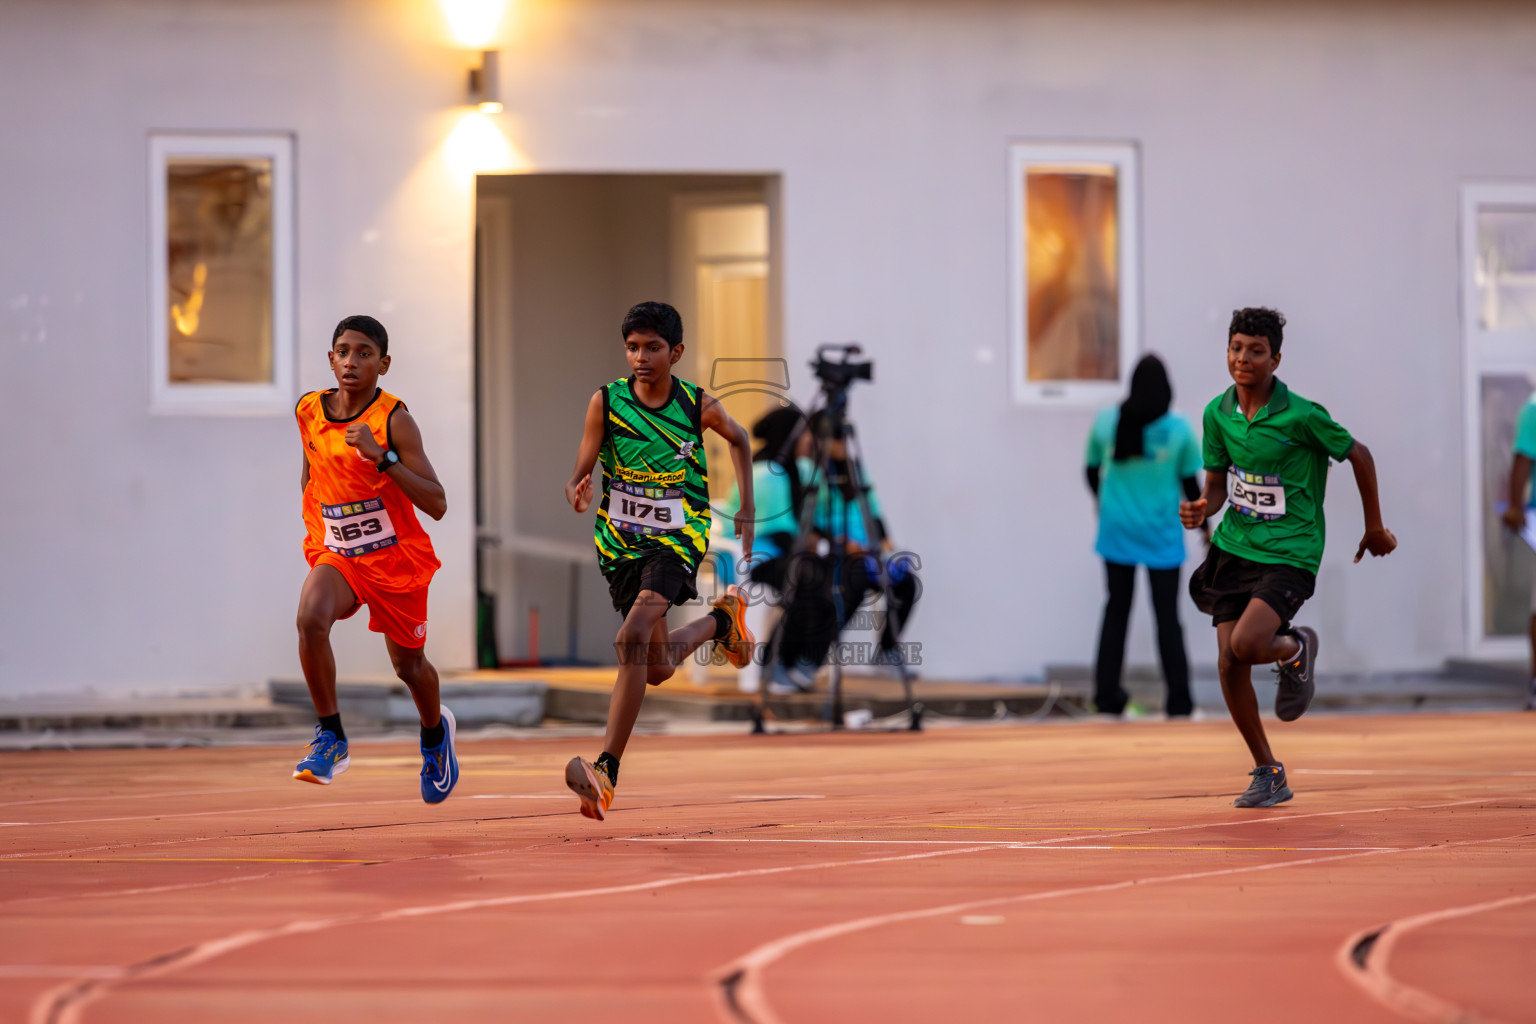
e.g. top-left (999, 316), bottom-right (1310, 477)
top-left (1094, 561), bottom-right (1192, 716)
top-left (752, 551), bottom-right (918, 668)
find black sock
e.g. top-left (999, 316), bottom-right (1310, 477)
top-left (708, 606), bottom-right (732, 641)
top-left (595, 751), bottom-right (620, 784)
top-left (421, 720), bottom-right (446, 748)
top-left (319, 713), bottom-right (345, 742)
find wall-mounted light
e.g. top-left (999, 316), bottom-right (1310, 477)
top-left (468, 50), bottom-right (502, 113)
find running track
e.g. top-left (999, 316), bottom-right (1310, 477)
top-left (2, 712), bottom-right (1533, 1022)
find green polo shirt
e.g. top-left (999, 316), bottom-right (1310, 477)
top-left (1201, 379), bottom-right (1355, 573)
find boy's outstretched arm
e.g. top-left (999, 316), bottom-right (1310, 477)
top-left (1180, 470), bottom-right (1228, 531)
top-left (1346, 441), bottom-right (1397, 562)
top-left (700, 394), bottom-right (754, 560)
top-left (565, 391), bottom-right (605, 514)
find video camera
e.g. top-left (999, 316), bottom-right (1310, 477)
top-left (812, 343), bottom-right (873, 393)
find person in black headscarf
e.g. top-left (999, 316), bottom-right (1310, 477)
top-left (1083, 354), bottom-right (1204, 717)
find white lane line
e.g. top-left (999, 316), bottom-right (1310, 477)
top-left (1335, 891), bottom-right (1536, 1024)
top-left (1296, 769), bottom-right (1536, 778)
top-left (716, 830), bottom-right (1536, 1024)
top-left (621, 839), bottom-right (1402, 850)
top-left (0, 967), bottom-right (125, 980)
top-left (2, 792), bottom-right (825, 830)
top-left (29, 843), bottom-right (1010, 1024)
top-left (0, 798), bottom-right (423, 830)
top-left (626, 839), bottom-right (1032, 845)
top-left (0, 787), bottom-right (270, 810)
top-left (1, 837), bottom-right (578, 909)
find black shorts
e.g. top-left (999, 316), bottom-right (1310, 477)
top-left (1188, 545), bottom-right (1315, 628)
top-left (603, 551), bottom-right (699, 618)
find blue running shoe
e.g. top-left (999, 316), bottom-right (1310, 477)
top-left (293, 727), bottom-right (349, 785)
top-left (420, 705), bottom-right (459, 804)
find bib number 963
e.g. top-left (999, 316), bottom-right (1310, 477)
top-left (321, 497), bottom-right (399, 556)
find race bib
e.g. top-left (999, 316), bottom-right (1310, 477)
top-left (1227, 465), bottom-right (1286, 521)
top-left (608, 479), bottom-right (685, 535)
top-left (321, 497), bottom-right (398, 556)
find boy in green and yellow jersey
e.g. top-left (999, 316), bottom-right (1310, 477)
top-left (561, 301), bottom-right (756, 820)
top-left (1181, 307), bottom-right (1397, 808)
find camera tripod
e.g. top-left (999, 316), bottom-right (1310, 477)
top-left (751, 344), bottom-right (922, 734)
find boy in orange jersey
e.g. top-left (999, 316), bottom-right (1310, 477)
top-left (292, 315), bottom-right (458, 803)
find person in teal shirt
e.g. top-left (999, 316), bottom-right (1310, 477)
top-left (1085, 354), bottom-right (1203, 717)
top-left (1501, 391), bottom-right (1536, 709)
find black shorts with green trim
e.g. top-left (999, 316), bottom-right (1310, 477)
top-left (602, 550), bottom-right (699, 618)
top-left (1188, 545), bottom-right (1315, 628)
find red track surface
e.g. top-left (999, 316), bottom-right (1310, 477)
top-left (2, 713), bottom-right (1534, 1023)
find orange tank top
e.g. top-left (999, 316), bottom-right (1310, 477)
top-left (297, 388), bottom-right (440, 593)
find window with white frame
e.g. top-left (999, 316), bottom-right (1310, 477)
top-left (1008, 142), bottom-right (1139, 405)
top-left (149, 134), bottom-right (293, 414)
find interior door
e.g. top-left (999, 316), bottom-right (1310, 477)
top-left (1462, 185), bottom-right (1536, 657)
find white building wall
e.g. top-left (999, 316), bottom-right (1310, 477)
top-left (3, 0), bottom-right (1534, 694)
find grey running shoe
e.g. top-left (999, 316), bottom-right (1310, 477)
top-left (1274, 626), bottom-right (1317, 722)
top-left (766, 664), bottom-right (815, 696)
top-left (1234, 764), bottom-right (1293, 808)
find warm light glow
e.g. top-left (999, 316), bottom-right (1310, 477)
top-left (445, 112), bottom-right (516, 175)
top-left (171, 262), bottom-right (208, 335)
top-left (441, 0), bottom-right (506, 47)
top-left (478, 101), bottom-right (504, 114)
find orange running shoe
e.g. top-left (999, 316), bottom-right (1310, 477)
top-left (713, 584), bottom-right (756, 669)
top-left (565, 756), bottom-right (615, 821)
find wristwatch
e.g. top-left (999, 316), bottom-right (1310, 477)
top-left (375, 449), bottom-right (400, 473)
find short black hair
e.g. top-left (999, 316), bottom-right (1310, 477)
top-left (1228, 307), bottom-right (1285, 355)
top-left (333, 314), bottom-right (388, 357)
top-left (621, 301), bottom-right (683, 348)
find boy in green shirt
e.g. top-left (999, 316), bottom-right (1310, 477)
top-left (1500, 392), bottom-right (1536, 709)
top-left (1181, 308), bottom-right (1397, 807)
top-left (561, 302), bottom-right (757, 820)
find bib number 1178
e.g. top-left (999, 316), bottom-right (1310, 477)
top-left (617, 497), bottom-right (672, 524)
top-left (609, 481), bottom-right (685, 534)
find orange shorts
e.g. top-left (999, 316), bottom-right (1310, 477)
top-left (314, 552), bottom-right (429, 648)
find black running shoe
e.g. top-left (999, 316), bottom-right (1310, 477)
top-left (1233, 764), bottom-right (1293, 808)
top-left (1274, 626), bottom-right (1317, 722)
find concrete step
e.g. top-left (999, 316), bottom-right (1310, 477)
top-left (268, 676), bottom-right (546, 726)
top-left (1048, 662), bottom-right (1529, 714)
top-left (532, 670), bottom-right (1086, 724)
top-left (0, 697), bottom-right (312, 733)
top-left (1443, 658), bottom-right (1527, 685)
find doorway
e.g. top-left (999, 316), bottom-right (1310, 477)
top-left (474, 173), bottom-right (781, 666)
top-left (1461, 184), bottom-right (1536, 660)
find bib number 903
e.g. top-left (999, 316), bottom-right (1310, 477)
top-left (1226, 466), bottom-right (1287, 521)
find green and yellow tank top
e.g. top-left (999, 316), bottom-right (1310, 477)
top-left (594, 376), bottom-right (710, 571)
